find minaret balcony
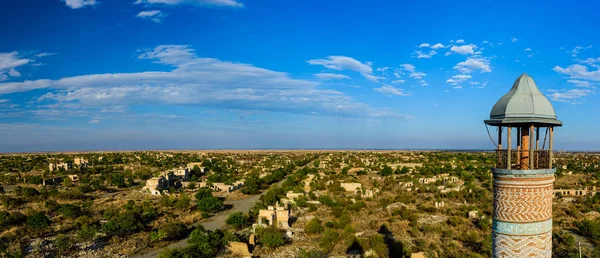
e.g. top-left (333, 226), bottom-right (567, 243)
top-left (494, 149), bottom-right (553, 170)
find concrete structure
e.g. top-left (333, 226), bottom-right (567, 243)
top-left (43, 176), bottom-right (63, 186)
top-left (48, 162), bottom-right (71, 172)
top-left (186, 162), bottom-right (206, 173)
top-left (554, 187), bottom-right (598, 197)
top-left (143, 176), bottom-right (167, 195)
top-left (67, 174), bottom-right (79, 182)
top-left (256, 202), bottom-right (290, 229)
top-left (411, 252), bottom-right (426, 258)
top-left (484, 73), bottom-right (561, 257)
top-left (73, 157), bottom-right (88, 167)
top-left (469, 210), bottom-right (479, 219)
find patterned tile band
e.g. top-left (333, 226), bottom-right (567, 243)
top-left (493, 231), bottom-right (552, 258)
top-left (494, 185), bottom-right (553, 222)
top-left (493, 219), bottom-right (552, 235)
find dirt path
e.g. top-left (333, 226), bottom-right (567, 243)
top-left (134, 160), bottom-right (316, 258)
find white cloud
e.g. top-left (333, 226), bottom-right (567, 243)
top-left (547, 89), bottom-right (593, 103)
top-left (391, 80), bottom-right (405, 84)
top-left (455, 39), bottom-right (465, 44)
top-left (414, 50), bottom-right (437, 59)
top-left (35, 53), bottom-right (57, 58)
top-left (446, 74), bottom-right (472, 85)
top-left (376, 67), bottom-right (390, 72)
top-left (63, 0), bottom-right (98, 9)
top-left (399, 64), bottom-right (426, 79)
top-left (308, 55), bottom-right (380, 82)
top-left (567, 80), bottom-right (591, 87)
top-left (393, 72), bottom-right (401, 79)
top-left (453, 85), bottom-right (463, 89)
top-left (0, 52), bottom-right (30, 81)
top-left (313, 73), bottom-right (350, 80)
top-left (0, 99), bottom-right (9, 104)
top-left (374, 85), bottom-right (410, 96)
top-left (569, 46), bottom-right (592, 57)
top-left (418, 43), bottom-right (430, 48)
top-left (450, 44), bottom-right (477, 55)
top-left (511, 37), bottom-right (518, 42)
top-left (134, 0), bottom-right (243, 8)
top-left (430, 43), bottom-right (445, 49)
top-left (454, 57), bottom-right (491, 73)
top-left (482, 40), bottom-right (490, 44)
top-left (444, 52), bottom-right (452, 56)
top-left (400, 64), bottom-right (415, 71)
top-left (525, 48), bottom-right (532, 52)
top-left (0, 45), bottom-right (406, 119)
top-left (579, 57), bottom-right (600, 68)
top-left (136, 10), bottom-right (166, 23)
top-left (553, 64), bottom-right (600, 81)
top-left (89, 119), bottom-right (101, 124)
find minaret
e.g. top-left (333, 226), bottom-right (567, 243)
top-left (484, 73), bottom-right (561, 257)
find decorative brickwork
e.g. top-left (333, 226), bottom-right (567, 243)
top-left (492, 174), bottom-right (555, 257)
top-left (493, 231), bottom-right (551, 258)
top-left (494, 183), bottom-right (553, 223)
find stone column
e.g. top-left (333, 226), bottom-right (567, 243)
top-left (492, 172), bottom-right (554, 257)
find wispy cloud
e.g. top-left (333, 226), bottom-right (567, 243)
top-left (307, 55), bottom-right (381, 82)
top-left (374, 85), bottom-right (410, 96)
top-left (1, 45), bottom-right (406, 120)
top-left (0, 52), bottom-right (30, 81)
top-left (547, 89), bottom-right (593, 103)
top-left (313, 73), bottom-right (350, 80)
top-left (136, 10), bottom-right (167, 23)
top-left (133, 0), bottom-right (243, 8)
top-left (63, 0), bottom-right (98, 9)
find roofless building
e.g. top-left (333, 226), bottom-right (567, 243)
top-left (484, 73), bottom-right (561, 257)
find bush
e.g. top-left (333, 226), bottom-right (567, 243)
top-left (27, 212), bottom-right (51, 234)
top-left (185, 226), bottom-right (227, 257)
top-left (305, 218), bottom-right (323, 235)
top-left (152, 222), bottom-right (187, 242)
top-left (58, 204), bottom-right (82, 219)
top-left (257, 227), bottom-right (286, 248)
top-left (197, 196), bottom-right (224, 213)
top-left (319, 228), bottom-right (339, 253)
top-left (54, 234), bottom-right (72, 254)
top-left (225, 212), bottom-right (248, 230)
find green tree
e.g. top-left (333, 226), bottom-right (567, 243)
top-left (257, 227), bottom-right (286, 248)
top-left (305, 218), bottom-right (324, 235)
top-left (225, 212), bottom-right (248, 230)
top-left (27, 212), bottom-right (51, 235)
top-left (197, 196), bottom-right (224, 213)
top-left (185, 226), bottom-right (226, 257)
top-left (380, 165), bottom-right (393, 176)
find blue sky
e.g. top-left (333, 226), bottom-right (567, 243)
top-left (0, 0), bottom-right (599, 151)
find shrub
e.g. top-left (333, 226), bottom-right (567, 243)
top-left (58, 204), bottom-right (82, 219)
top-left (319, 228), bottom-right (339, 253)
top-left (54, 234), bottom-right (72, 254)
top-left (197, 196), bottom-right (224, 213)
top-left (225, 212), bottom-right (248, 230)
top-left (26, 212), bottom-right (50, 234)
top-left (257, 227), bottom-right (286, 248)
top-left (305, 218), bottom-right (324, 235)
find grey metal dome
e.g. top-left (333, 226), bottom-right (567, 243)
top-left (484, 73), bottom-right (562, 126)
